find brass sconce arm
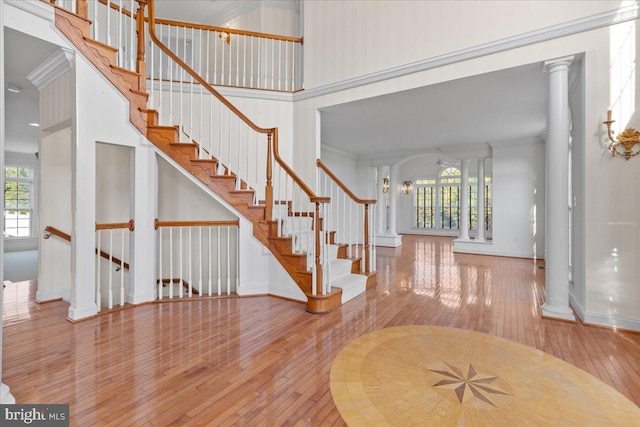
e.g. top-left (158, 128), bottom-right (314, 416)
top-left (603, 109), bottom-right (640, 160)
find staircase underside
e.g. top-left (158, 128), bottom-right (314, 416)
top-left (53, 6), bottom-right (376, 313)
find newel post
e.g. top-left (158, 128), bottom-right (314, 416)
top-left (364, 203), bottom-right (370, 273)
top-left (265, 132), bottom-right (273, 221)
top-left (314, 201), bottom-right (322, 295)
top-left (77, 0), bottom-right (88, 19)
top-left (135, 0), bottom-right (147, 92)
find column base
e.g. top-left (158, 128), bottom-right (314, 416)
top-left (68, 303), bottom-right (98, 321)
top-left (376, 234), bottom-right (403, 248)
top-left (541, 303), bottom-right (576, 322)
top-left (1, 383), bottom-right (15, 404)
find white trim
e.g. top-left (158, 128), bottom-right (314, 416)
top-left (67, 303), bottom-right (98, 320)
top-left (27, 47), bottom-right (74, 91)
top-left (292, 3), bottom-right (640, 101)
top-left (36, 288), bottom-right (71, 303)
top-left (570, 292), bottom-right (640, 332)
top-left (5, 0), bottom-right (53, 21)
top-left (128, 290), bottom-right (156, 305)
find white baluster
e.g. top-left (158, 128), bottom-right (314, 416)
top-left (93, 0), bottom-right (99, 41)
top-left (285, 40), bottom-right (289, 91)
top-left (117, 0), bottom-right (122, 66)
top-left (158, 227), bottom-right (163, 299)
top-left (120, 228), bottom-right (125, 306)
top-left (108, 230), bottom-right (113, 310)
top-left (243, 35), bottom-right (247, 88)
top-left (168, 26), bottom-right (173, 124)
top-left (236, 33), bottom-right (240, 87)
top-left (217, 227), bottom-right (221, 295)
top-left (214, 30), bottom-right (218, 85)
top-left (169, 227), bottom-right (174, 298)
top-left (236, 117), bottom-right (241, 190)
top-left (179, 227), bottom-right (183, 297)
top-left (208, 226), bottom-right (212, 296)
top-left (278, 39), bottom-right (282, 91)
top-left (198, 227), bottom-right (202, 296)
top-left (250, 36), bottom-right (254, 88)
top-left (221, 31), bottom-right (225, 85)
top-left (226, 226), bottom-right (231, 294)
top-left (106, 0), bottom-right (111, 46)
top-left (96, 230), bottom-right (101, 311)
top-left (271, 38), bottom-right (275, 89)
top-left (188, 227), bottom-right (192, 297)
top-left (130, 0), bottom-right (134, 70)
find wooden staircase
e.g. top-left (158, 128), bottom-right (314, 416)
top-left (52, 4), bottom-right (375, 313)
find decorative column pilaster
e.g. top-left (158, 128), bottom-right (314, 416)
top-left (376, 166), bottom-right (385, 235)
top-left (459, 159), bottom-right (470, 240)
top-left (542, 55), bottom-right (575, 321)
top-left (476, 157), bottom-right (486, 242)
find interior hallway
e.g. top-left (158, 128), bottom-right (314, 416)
top-left (2, 235), bottom-right (639, 425)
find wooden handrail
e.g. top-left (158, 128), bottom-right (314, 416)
top-left (154, 219), bottom-right (240, 230)
top-left (43, 225), bottom-right (71, 242)
top-left (316, 159), bottom-right (376, 205)
top-left (95, 220), bottom-right (135, 231)
top-left (150, 17), bottom-right (303, 44)
top-left (43, 225), bottom-right (130, 270)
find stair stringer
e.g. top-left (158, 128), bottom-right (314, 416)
top-left (152, 144), bottom-right (306, 302)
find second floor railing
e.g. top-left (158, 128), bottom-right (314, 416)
top-left (95, 220), bottom-right (134, 310)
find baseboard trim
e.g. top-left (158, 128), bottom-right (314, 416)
top-left (35, 288), bottom-right (70, 303)
top-left (570, 292), bottom-right (640, 332)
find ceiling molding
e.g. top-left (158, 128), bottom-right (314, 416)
top-left (293, 2), bottom-right (640, 102)
top-left (26, 47), bottom-right (74, 90)
top-left (262, 0), bottom-right (300, 12)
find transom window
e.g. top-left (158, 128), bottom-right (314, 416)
top-left (4, 166), bottom-right (34, 238)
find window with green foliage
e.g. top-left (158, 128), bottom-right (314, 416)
top-left (4, 166), bottom-right (33, 238)
top-left (413, 167), bottom-right (492, 232)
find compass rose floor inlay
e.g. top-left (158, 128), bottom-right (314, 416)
top-left (329, 325), bottom-right (640, 426)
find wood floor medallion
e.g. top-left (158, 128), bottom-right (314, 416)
top-left (330, 325), bottom-right (640, 426)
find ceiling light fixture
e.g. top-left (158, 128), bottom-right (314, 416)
top-left (28, 122), bottom-right (40, 127)
top-left (7, 85), bottom-right (21, 93)
top-left (219, 24), bottom-right (231, 44)
top-left (401, 181), bottom-right (412, 195)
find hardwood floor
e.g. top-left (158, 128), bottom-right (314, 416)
top-left (3, 235), bottom-right (640, 425)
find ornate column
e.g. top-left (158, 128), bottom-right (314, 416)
top-left (388, 164), bottom-right (399, 236)
top-left (542, 55), bottom-right (575, 321)
top-left (476, 157), bottom-right (486, 242)
top-left (459, 159), bottom-right (470, 240)
top-left (376, 166), bottom-right (386, 235)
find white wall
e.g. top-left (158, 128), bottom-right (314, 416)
top-left (320, 145), bottom-right (358, 190)
top-left (302, 0), bottom-right (621, 89)
top-left (491, 140), bottom-right (545, 259)
top-left (38, 127), bottom-right (72, 302)
top-left (230, 4), bottom-right (299, 37)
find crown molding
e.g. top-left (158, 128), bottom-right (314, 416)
top-left (27, 47), bottom-right (74, 90)
top-left (5, 0), bottom-right (54, 21)
top-left (293, 3), bottom-right (640, 102)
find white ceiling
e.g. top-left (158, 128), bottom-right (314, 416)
top-left (4, 28), bottom-right (60, 154)
top-left (320, 62), bottom-right (550, 159)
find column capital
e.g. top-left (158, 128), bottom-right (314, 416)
top-left (544, 55), bottom-right (574, 74)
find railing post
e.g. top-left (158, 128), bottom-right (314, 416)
top-left (315, 201), bottom-right (322, 295)
top-left (265, 132), bottom-right (273, 221)
top-left (136, 1), bottom-right (147, 92)
top-left (77, 0), bottom-right (88, 19)
top-left (364, 203), bottom-right (370, 273)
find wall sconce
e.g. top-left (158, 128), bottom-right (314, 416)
top-left (603, 108), bottom-right (640, 160)
top-left (219, 24), bottom-right (231, 44)
top-left (382, 177), bottom-right (390, 193)
top-left (401, 181), bottom-right (412, 195)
